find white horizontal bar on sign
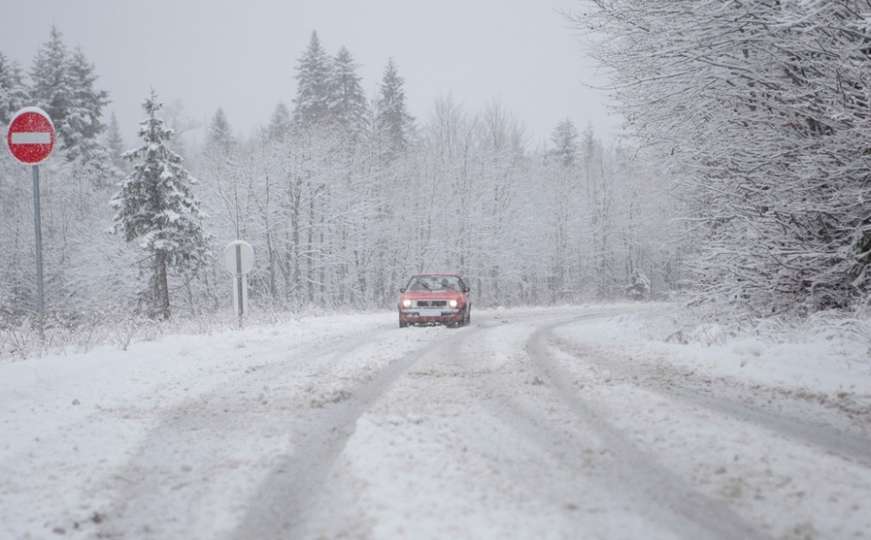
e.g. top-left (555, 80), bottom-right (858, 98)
top-left (11, 132), bottom-right (51, 144)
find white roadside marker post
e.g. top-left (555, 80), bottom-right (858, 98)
top-left (236, 243), bottom-right (244, 323)
top-left (6, 108), bottom-right (56, 341)
top-left (224, 240), bottom-right (254, 329)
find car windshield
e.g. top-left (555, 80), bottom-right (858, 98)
top-left (407, 275), bottom-right (462, 292)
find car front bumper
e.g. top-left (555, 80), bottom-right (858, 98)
top-left (399, 308), bottom-right (464, 325)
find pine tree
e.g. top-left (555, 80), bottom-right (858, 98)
top-left (0, 52), bottom-right (29, 124)
top-left (266, 102), bottom-right (292, 141)
top-left (328, 46), bottom-right (368, 140)
top-left (549, 119), bottom-right (579, 168)
top-left (30, 26), bottom-right (70, 129)
top-left (105, 112), bottom-right (126, 169)
top-left (292, 31), bottom-right (332, 130)
top-left (29, 27), bottom-right (112, 172)
top-left (64, 47), bottom-right (110, 160)
top-left (206, 108), bottom-right (234, 154)
top-left (64, 46), bottom-right (116, 187)
top-left (112, 90), bottom-right (209, 320)
top-left (374, 58), bottom-right (414, 162)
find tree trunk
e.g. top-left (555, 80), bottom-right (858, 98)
top-left (154, 250), bottom-right (170, 320)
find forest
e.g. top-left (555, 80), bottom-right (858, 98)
top-left (579, 0), bottom-right (871, 316)
top-left (0, 27), bottom-right (679, 331)
top-left (1, 2), bottom-right (869, 339)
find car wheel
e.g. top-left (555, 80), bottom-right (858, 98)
top-left (399, 318), bottom-right (407, 329)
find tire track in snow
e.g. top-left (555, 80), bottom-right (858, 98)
top-left (90, 310), bottom-right (597, 539)
top-left (419, 308), bottom-right (742, 539)
top-left (547, 333), bottom-right (871, 470)
top-left (228, 323), bottom-right (479, 540)
top-left (232, 311), bottom-right (566, 538)
top-left (91, 323), bottom-right (420, 540)
top-left (526, 318), bottom-right (771, 540)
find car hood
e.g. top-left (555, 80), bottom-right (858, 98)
top-left (401, 291), bottom-right (463, 300)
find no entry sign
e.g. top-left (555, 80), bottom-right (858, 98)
top-left (5, 106), bottom-right (57, 340)
top-left (6, 107), bottom-right (56, 165)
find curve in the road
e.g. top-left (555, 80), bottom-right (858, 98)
top-left (525, 315), bottom-right (773, 540)
top-left (546, 330), bottom-right (871, 470)
top-left (397, 308), bottom-right (770, 540)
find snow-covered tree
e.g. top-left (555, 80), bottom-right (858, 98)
top-left (206, 108), bottom-right (234, 154)
top-left (29, 26), bottom-right (71, 134)
top-left (549, 119), bottom-right (578, 168)
top-left (105, 112), bottom-right (126, 169)
top-left (112, 91), bottom-right (209, 320)
top-left (63, 47), bottom-right (110, 160)
top-left (374, 58), bottom-right (414, 162)
top-left (292, 31), bottom-right (332, 130)
top-left (0, 52), bottom-right (28, 124)
top-left (200, 107), bottom-right (248, 239)
top-left (266, 102), bottom-right (291, 142)
top-left (29, 26), bottom-right (113, 183)
top-left (328, 46), bottom-right (368, 140)
top-left (577, 0), bottom-right (871, 314)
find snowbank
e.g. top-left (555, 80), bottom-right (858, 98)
top-left (554, 304), bottom-right (871, 397)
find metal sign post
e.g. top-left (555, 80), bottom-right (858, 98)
top-left (223, 240), bottom-right (254, 328)
top-left (32, 166), bottom-right (45, 339)
top-left (6, 107), bottom-right (56, 341)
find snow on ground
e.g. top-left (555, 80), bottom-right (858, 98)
top-left (2, 304), bottom-right (870, 539)
top-left (540, 343), bottom-right (871, 538)
top-left (306, 313), bottom-right (682, 540)
top-left (551, 304), bottom-right (871, 407)
top-left (545, 307), bottom-right (871, 538)
top-left (0, 312), bottom-right (403, 538)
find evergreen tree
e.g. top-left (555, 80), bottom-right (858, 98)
top-left (105, 112), bottom-right (126, 169)
top-left (0, 52), bottom-right (29, 124)
top-left (328, 46), bottom-right (368, 140)
top-left (549, 119), bottom-right (579, 168)
top-left (292, 31), bottom-right (332, 129)
top-left (29, 27), bottom-right (112, 171)
top-left (374, 58), bottom-right (414, 162)
top-left (30, 26), bottom-right (71, 134)
top-left (63, 47), bottom-right (110, 160)
top-left (266, 102), bottom-right (292, 141)
top-left (206, 108), bottom-right (234, 154)
top-left (112, 90), bottom-right (209, 320)
top-left (65, 46), bottom-right (115, 187)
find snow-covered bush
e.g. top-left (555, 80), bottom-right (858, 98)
top-left (626, 270), bottom-right (651, 300)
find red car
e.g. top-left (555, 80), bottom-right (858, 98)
top-left (398, 273), bottom-right (471, 328)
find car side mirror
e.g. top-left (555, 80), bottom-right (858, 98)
top-left (463, 287), bottom-right (470, 293)
top-left (400, 288), bottom-right (406, 293)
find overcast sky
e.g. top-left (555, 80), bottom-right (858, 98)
top-left (0, 0), bottom-right (619, 148)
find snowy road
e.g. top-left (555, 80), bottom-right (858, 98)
top-left (2, 306), bottom-right (870, 539)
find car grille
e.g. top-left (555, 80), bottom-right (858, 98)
top-left (416, 300), bottom-right (447, 307)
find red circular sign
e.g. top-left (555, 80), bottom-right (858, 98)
top-left (6, 107), bottom-right (56, 165)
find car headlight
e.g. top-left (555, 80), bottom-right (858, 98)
top-left (402, 299), bottom-right (413, 308)
top-left (449, 299), bottom-right (458, 308)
